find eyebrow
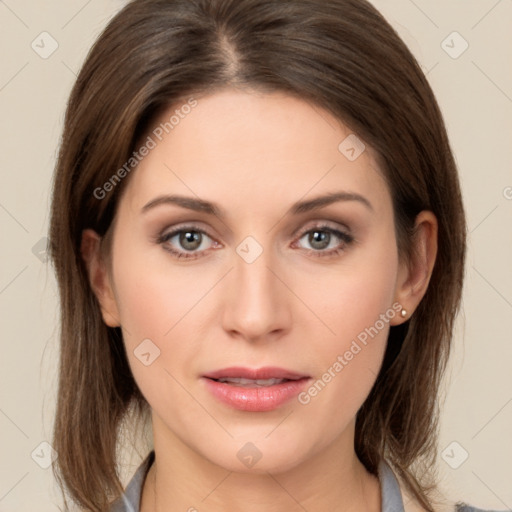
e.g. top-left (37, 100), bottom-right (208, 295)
top-left (141, 191), bottom-right (374, 218)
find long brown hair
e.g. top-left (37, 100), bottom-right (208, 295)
top-left (49, 0), bottom-right (467, 510)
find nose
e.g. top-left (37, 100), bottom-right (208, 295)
top-left (221, 241), bottom-right (292, 343)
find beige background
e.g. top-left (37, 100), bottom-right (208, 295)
top-left (0, 0), bottom-right (511, 510)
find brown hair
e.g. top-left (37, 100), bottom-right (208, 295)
top-left (49, 0), bottom-right (466, 510)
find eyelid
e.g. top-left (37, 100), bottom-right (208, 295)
top-left (158, 222), bottom-right (216, 239)
top-left (293, 219), bottom-right (352, 238)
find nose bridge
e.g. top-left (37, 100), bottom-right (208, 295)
top-left (221, 236), bottom-right (291, 340)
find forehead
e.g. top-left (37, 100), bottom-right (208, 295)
top-left (120, 88), bottom-right (390, 220)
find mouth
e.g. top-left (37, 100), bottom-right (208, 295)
top-left (202, 366), bottom-right (309, 384)
top-left (207, 376), bottom-right (303, 388)
top-left (201, 367), bottom-right (311, 411)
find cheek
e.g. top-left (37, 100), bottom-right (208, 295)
top-left (111, 226), bottom-right (206, 341)
top-left (294, 235), bottom-right (399, 411)
top-left (109, 235), bottom-right (185, 382)
top-left (303, 235), bottom-right (399, 347)
top-left (109, 231), bottom-right (224, 412)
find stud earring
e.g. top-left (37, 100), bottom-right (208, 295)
top-left (400, 309), bottom-right (407, 318)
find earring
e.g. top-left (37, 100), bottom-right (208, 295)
top-left (400, 308), bottom-right (407, 318)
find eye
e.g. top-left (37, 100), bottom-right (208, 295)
top-left (156, 225), bottom-right (219, 260)
top-left (155, 223), bottom-right (354, 261)
top-left (294, 224), bottom-right (354, 257)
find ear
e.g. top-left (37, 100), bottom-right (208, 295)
top-left (80, 229), bottom-right (121, 328)
top-left (390, 211), bottom-right (438, 326)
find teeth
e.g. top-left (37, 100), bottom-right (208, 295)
top-left (217, 377), bottom-right (286, 387)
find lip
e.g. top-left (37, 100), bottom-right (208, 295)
top-left (202, 366), bottom-right (311, 412)
top-left (202, 366), bottom-right (309, 381)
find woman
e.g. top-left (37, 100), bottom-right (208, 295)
top-left (49, 0), bottom-right (499, 511)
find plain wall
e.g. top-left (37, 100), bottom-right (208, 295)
top-left (0, 0), bottom-right (511, 510)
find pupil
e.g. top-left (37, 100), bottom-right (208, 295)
top-left (309, 230), bottom-right (330, 250)
top-left (180, 231), bottom-right (201, 250)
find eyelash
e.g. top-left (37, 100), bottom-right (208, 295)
top-left (155, 223), bottom-right (355, 260)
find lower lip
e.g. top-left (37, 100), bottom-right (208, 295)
top-left (202, 377), bottom-right (311, 412)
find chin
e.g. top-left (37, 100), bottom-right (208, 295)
top-left (201, 436), bottom-right (309, 475)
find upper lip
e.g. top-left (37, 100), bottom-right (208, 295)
top-left (203, 366), bottom-right (309, 380)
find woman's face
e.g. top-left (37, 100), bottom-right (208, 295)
top-left (94, 88), bottom-right (410, 473)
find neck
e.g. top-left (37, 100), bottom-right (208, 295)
top-left (141, 416), bottom-right (381, 512)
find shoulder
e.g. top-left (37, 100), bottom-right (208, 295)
top-left (454, 504), bottom-right (512, 512)
top-left (108, 451), bottom-right (155, 511)
top-left (401, 491), bottom-right (509, 512)
top-left (395, 471), bottom-right (508, 512)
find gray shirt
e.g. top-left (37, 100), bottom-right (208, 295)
top-left (110, 451), bottom-right (504, 512)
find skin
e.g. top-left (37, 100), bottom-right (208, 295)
top-left (81, 88), bottom-right (437, 512)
